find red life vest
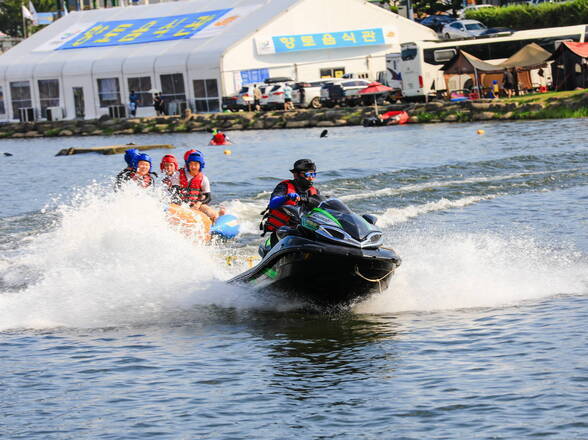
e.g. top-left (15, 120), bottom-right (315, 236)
top-left (178, 168), bottom-right (204, 204)
top-left (263, 180), bottom-right (318, 233)
top-left (128, 171), bottom-right (153, 188)
top-left (213, 133), bottom-right (226, 144)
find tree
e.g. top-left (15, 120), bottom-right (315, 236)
top-left (0, 0), bottom-right (57, 37)
top-left (412, 0), bottom-right (452, 17)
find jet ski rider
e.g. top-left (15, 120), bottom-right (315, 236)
top-left (261, 158), bottom-right (320, 245)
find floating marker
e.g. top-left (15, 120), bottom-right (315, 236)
top-left (224, 149), bottom-right (232, 155)
top-left (477, 129), bottom-right (485, 135)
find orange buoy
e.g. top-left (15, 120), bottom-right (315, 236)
top-left (477, 129), bottom-right (485, 135)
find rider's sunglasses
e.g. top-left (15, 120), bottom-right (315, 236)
top-left (302, 171), bottom-right (317, 178)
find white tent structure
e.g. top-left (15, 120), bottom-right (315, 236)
top-left (0, 0), bottom-right (436, 121)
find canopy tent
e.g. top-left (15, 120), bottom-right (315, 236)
top-left (548, 41), bottom-right (588, 90)
top-left (442, 43), bottom-right (553, 96)
top-left (501, 43), bottom-right (551, 70)
top-left (441, 50), bottom-right (503, 96)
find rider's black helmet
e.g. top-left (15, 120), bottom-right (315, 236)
top-left (290, 159), bottom-right (316, 173)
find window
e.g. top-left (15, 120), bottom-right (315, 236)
top-left (401, 47), bottom-right (417, 61)
top-left (160, 73), bottom-right (186, 104)
top-left (10, 81), bottom-right (32, 116)
top-left (127, 76), bottom-right (152, 107)
top-left (434, 49), bottom-right (456, 63)
top-left (97, 78), bottom-right (121, 107)
top-left (0, 87), bottom-right (5, 114)
top-left (193, 79), bottom-right (219, 112)
top-left (488, 40), bottom-right (523, 60)
top-left (38, 79), bottom-right (59, 118)
top-left (320, 67), bottom-right (345, 78)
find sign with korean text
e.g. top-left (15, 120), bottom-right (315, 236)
top-left (255, 28), bottom-right (396, 55)
top-left (56, 9), bottom-right (231, 50)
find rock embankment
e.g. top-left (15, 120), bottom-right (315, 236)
top-left (1, 92), bottom-right (586, 139)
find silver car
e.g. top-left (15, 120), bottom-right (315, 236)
top-left (442, 20), bottom-right (487, 40)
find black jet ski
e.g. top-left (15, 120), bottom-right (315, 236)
top-left (229, 198), bottom-right (401, 307)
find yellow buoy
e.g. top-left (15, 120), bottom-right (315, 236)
top-left (477, 129), bottom-right (485, 135)
top-left (224, 149), bottom-right (232, 155)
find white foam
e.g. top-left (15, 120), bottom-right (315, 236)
top-left (355, 232), bottom-right (588, 314)
top-left (377, 195), bottom-right (497, 227)
top-left (0, 184), bottom-right (288, 331)
top-left (339, 168), bottom-right (586, 202)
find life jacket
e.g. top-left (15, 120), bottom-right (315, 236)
top-left (213, 132), bottom-right (226, 144)
top-left (178, 168), bottom-right (204, 204)
top-left (128, 171), bottom-right (153, 188)
top-left (261, 179), bottom-right (318, 234)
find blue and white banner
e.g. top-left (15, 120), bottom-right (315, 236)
top-left (57, 9), bottom-right (231, 50)
top-left (256, 27), bottom-right (396, 55)
top-left (240, 68), bottom-right (269, 85)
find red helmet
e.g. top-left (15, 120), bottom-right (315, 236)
top-left (160, 154), bottom-right (179, 172)
top-left (183, 149), bottom-right (202, 162)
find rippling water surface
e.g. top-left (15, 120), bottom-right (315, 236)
top-left (1, 119), bottom-right (587, 439)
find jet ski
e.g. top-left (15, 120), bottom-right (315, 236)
top-left (229, 197), bottom-right (401, 307)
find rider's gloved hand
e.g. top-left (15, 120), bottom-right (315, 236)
top-left (287, 192), bottom-right (300, 201)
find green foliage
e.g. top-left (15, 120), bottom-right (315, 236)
top-left (0, 0), bottom-right (58, 37)
top-left (466, 0), bottom-right (588, 29)
top-left (514, 106), bottom-right (588, 119)
top-left (416, 111), bottom-right (437, 122)
top-left (413, 0), bottom-right (451, 16)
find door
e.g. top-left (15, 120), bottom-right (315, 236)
top-left (73, 87), bottom-right (85, 119)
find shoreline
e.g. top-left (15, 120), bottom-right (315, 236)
top-left (1, 90), bottom-right (586, 139)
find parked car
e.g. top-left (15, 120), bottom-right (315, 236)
top-left (477, 27), bottom-right (514, 38)
top-left (260, 81), bottom-right (292, 109)
top-left (236, 83), bottom-right (268, 109)
top-left (442, 19), bottom-right (487, 40)
top-left (418, 14), bottom-right (456, 33)
top-left (222, 94), bottom-right (240, 111)
top-left (291, 81), bottom-right (325, 108)
top-left (457, 4), bottom-right (494, 18)
top-left (320, 79), bottom-right (372, 107)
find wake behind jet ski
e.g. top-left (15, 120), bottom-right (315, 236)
top-left (229, 196), bottom-right (401, 307)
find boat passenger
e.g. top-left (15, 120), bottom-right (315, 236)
top-left (177, 151), bottom-right (223, 222)
top-left (128, 153), bottom-right (156, 188)
top-left (260, 159), bottom-right (320, 244)
top-left (114, 148), bottom-right (139, 190)
top-left (160, 154), bottom-right (181, 202)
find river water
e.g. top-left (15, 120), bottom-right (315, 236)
top-left (1, 119), bottom-right (587, 439)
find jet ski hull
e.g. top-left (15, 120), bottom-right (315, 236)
top-left (229, 235), bottom-right (401, 307)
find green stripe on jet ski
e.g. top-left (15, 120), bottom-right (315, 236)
top-left (263, 268), bottom-right (278, 279)
top-left (312, 208), bottom-right (342, 227)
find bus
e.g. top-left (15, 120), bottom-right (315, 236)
top-left (398, 25), bottom-right (588, 100)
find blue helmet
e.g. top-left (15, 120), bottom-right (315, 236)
top-left (124, 148), bottom-right (139, 168)
top-left (134, 153), bottom-right (152, 169)
top-left (186, 152), bottom-right (205, 170)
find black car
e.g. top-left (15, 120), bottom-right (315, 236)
top-left (477, 27), bottom-right (515, 38)
top-left (419, 15), bottom-right (456, 33)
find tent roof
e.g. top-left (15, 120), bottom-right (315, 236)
top-left (500, 42), bottom-right (551, 69)
top-left (550, 41), bottom-right (588, 59)
top-left (442, 50), bottom-right (504, 74)
top-left (0, 0), bottom-right (299, 79)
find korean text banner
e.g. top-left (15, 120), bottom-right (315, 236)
top-left (269, 28), bottom-right (386, 54)
top-left (57, 9), bottom-right (231, 50)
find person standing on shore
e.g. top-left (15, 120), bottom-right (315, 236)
top-left (153, 93), bottom-right (165, 116)
top-left (283, 83), bottom-right (294, 111)
top-left (503, 69), bottom-right (515, 98)
top-left (129, 90), bottom-right (139, 117)
top-left (253, 84), bottom-right (262, 111)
